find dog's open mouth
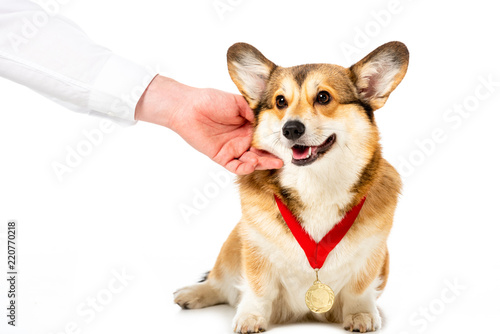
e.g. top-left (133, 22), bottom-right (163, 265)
top-left (291, 134), bottom-right (336, 166)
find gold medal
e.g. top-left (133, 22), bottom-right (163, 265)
top-left (274, 195), bottom-right (365, 314)
top-left (305, 270), bottom-right (335, 313)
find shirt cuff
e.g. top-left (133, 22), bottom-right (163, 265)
top-left (88, 54), bottom-right (157, 123)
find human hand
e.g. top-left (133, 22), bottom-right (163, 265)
top-left (135, 75), bottom-right (283, 174)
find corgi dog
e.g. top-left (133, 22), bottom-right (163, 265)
top-left (174, 41), bottom-right (409, 333)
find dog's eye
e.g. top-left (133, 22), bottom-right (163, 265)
top-left (276, 95), bottom-right (288, 109)
top-left (316, 91), bottom-right (331, 105)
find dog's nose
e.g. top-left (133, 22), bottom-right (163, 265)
top-left (282, 121), bottom-right (305, 140)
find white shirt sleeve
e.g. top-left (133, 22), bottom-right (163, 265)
top-left (0, 0), bottom-right (157, 124)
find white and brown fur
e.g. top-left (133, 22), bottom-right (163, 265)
top-left (174, 41), bottom-right (409, 333)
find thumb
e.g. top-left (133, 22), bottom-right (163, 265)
top-left (235, 94), bottom-right (254, 123)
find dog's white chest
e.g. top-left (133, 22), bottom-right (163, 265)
top-left (298, 205), bottom-right (344, 243)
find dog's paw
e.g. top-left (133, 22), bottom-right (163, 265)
top-left (343, 312), bottom-right (381, 333)
top-left (173, 283), bottom-right (218, 310)
top-left (233, 313), bottom-right (267, 333)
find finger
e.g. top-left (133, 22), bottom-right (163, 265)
top-left (240, 150), bottom-right (283, 171)
top-left (249, 147), bottom-right (281, 159)
top-left (249, 147), bottom-right (284, 170)
top-left (212, 125), bottom-right (253, 168)
top-left (234, 94), bottom-right (254, 122)
top-left (255, 156), bottom-right (284, 170)
top-left (239, 151), bottom-right (259, 165)
top-left (223, 150), bottom-right (282, 175)
top-left (224, 158), bottom-right (257, 175)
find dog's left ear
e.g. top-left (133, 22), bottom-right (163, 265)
top-left (227, 43), bottom-right (277, 109)
top-left (350, 41), bottom-right (409, 111)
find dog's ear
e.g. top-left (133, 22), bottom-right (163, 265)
top-left (350, 41), bottom-right (409, 111)
top-left (227, 43), bottom-right (277, 109)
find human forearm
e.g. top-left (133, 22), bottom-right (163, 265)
top-left (0, 0), bottom-right (155, 123)
top-left (135, 75), bottom-right (194, 129)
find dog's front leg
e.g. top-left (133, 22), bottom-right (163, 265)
top-left (341, 284), bottom-right (381, 332)
top-left (340, 272), bottom-right (384, 333)
top-left (337, 241), bottom-right (389, 332)
top-left (232, 244), bottom-right (277, 333)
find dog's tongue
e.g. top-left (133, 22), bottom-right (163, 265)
top-left (292, 146), bottom-right (312, 160)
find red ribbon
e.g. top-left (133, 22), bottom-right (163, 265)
top-left (274, 195), bottom-right (366, 269)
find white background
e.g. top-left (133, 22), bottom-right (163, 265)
top-left (1, 0), bottom-right (499, 333)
